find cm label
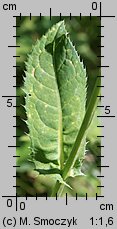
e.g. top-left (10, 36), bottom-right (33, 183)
top-left (100, 203), bottom-right (114, 211)
top-left (3, 4), bottom-right (16, 10)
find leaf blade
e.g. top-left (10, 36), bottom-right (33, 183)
top-left (24, 21), bottom-right (87, 177)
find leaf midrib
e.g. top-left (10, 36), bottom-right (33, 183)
top-left (52, 38), bottom-right (64, 170)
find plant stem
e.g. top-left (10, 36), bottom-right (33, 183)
top-left (51, 77), bottom-right (101, 197)
top-left (51, 180), bottom-right (61, 197)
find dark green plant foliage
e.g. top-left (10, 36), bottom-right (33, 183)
top-left (16, 17), bottom-right (101, 196)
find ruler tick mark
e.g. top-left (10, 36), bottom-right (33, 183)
top-left (8, 45), bottom-right (20, 48)
top-left (97, 95), bottom-right (104, 98)
top-left (86, 193), bottom-right (88, 200)
top-left (13, 185), bottom-right (20, 188)
top-left (13, 13), bottom-right (22, 20)
top-left (2, 95), bottom-right (20, 98)
top-left (13, 35), bottom-right (20, 38)
top-left (97, 125), bottom-right (104, 128)
top-left (8, 146), bottom-right (20, 148)
top-left (97, 135), bottom-right (104, 137)
top-left (97, 175), bottom-right (104, 178)
top-left (70, 13), bottom-right (72, 20)
top-left (97, 15), bottom-right (115, 18)
top-left (97, 75), bottom-right (104, 78)
top-left (30, 13), bottom-right (31, 20)
top-left (80, 13), bottom-right (82, 20)
top-left (60, 13), bottom-right (62, 20)
top-left (97, 45), bottom-right (104, 48)
top-left (97, 55), bottom-right (104, 58)
top-left (97, 185), bottom-right (104, 188)
top-left (13, 136), bottom-right (20, 138)
top-left (97, 65), bottom-right (109, 68)
top-left (13, 105), bottom-right (20, 108)
top-left (97, 25), bottom-right (104, 28)
top-left (99, 2), bottom-right (102, 20)
top-left (13, 165), bottom-right (20, 168)
top-left (13, 65), bottom-right (20, 68)
top-left (97, 115), bottom-right (115, 118)
top-left (26, 193), bottom-right (28, 200)
top-left (13, 75), bottom-right (20, 78)
top-left (97, 85), bottom-right (104, 88)
top-left (66, 193), bottom-right (68, 205)
top-left (96, 193), bottom-right (104, 200)
top-left (13, 56), bottom-right (20, 58)
top-left (13, 25), bottom-right (20, 28)
top-left (13, 125), bottom-right (20, 128)
top-left (50, 8), bottom-right (51, 20)
top-left (97, 105), bottom-right (104, 107)
top-left (97, 165), bottom-right (109, 168)
top-left (16, 193), bottom-right (18, 211)
top-left (97, 35), bottom-right (104, 38)
top-left (13, 175), bottom-right (20, 178)
top-left (90, 13), bottom-right (91, 20)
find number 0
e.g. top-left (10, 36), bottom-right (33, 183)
top-left (7, 199), bottom-right (12, 207)
top-left (92, 2), bottom-right (98, 10)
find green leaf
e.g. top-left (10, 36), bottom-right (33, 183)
top-left (24, 21), bottom-right (87, 178)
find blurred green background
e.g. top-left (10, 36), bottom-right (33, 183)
top-left (16, 16), bottom-right (101, 197)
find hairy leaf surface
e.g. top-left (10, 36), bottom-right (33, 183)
top-left (24, 21), bottom-right (87, 178)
